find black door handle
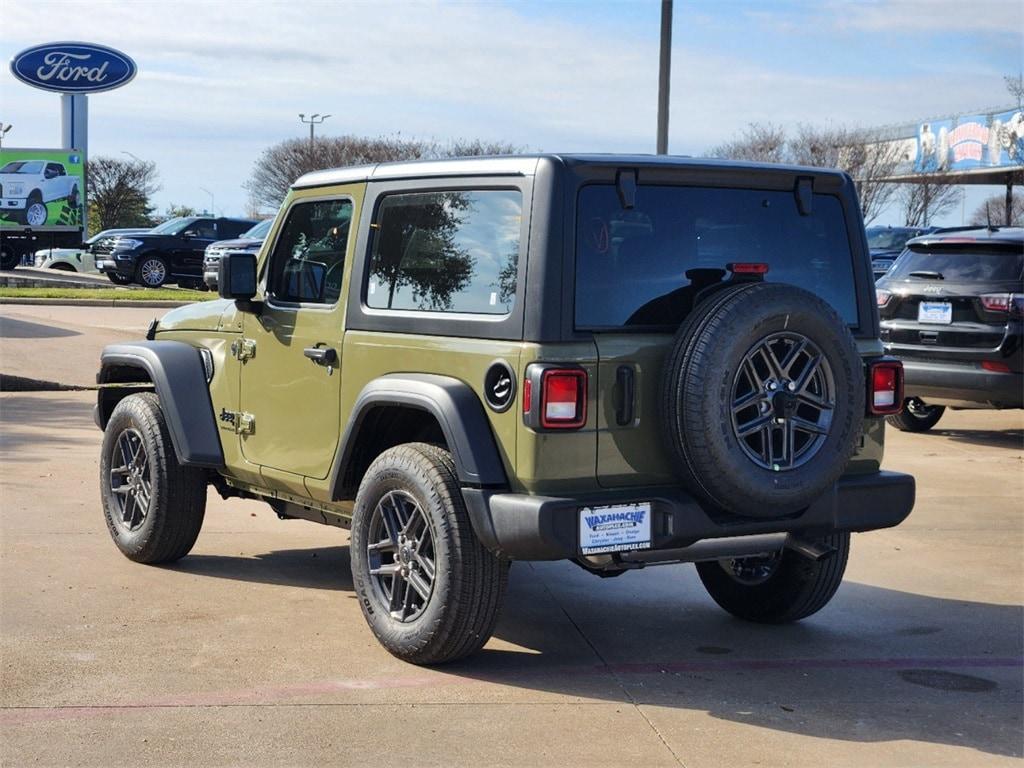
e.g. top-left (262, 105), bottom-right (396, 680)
top-left (303, 346), bottom-right (338, 366)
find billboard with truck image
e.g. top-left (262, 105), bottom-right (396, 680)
top-left (0, 147), bottom-right (84, 231)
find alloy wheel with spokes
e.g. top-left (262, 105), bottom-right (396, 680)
top-left (730, 331), bottom-right (836, 471)
top-left (138, 257), bottom-right (167, 287)
top-left (108, 428), bottom-right (152, 532)
top-left (366, 490), bottom-right (437, 622)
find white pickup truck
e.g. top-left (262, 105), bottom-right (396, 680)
top-left (0, 159), bottom-right (81, 227)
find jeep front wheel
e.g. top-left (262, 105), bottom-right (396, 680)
top-left (350, 443), bottom-right (508, 664)
top-left (99, 392), bottom-right (206, 563)
top-left (696, 532), bottom-right (850, 623)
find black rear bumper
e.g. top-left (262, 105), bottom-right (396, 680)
top-left (463, 471), bottom-right (915, 561)
top-left (902, 360), bottom-right (1023, 408)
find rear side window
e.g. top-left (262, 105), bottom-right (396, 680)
top-left (575, 185), bottom-right (859, 328)
top-left (267, 199), bottom-right (352, 304)
top-left (366, 189), bottom-right (521, 314)
top-left (887, 245), bottom-right (1023, 282)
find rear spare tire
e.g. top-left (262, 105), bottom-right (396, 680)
top-left (661, 282), bottom-right (864, 518)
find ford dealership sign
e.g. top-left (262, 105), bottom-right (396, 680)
top-left (10, 42), bottom-right (136, 94)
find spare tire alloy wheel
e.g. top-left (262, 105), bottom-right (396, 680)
top-left (139, 257), bottom-right (167, 287)
top-left (661, 282), bottom-right (864, 518)
top-left (731, 331), bottom-right (835, 472)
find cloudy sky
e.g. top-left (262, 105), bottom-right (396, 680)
top-left (2, 0), bottom-right (1021, 223)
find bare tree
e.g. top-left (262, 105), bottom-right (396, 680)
top-left (708, 123), bottom-right (787, 163)
top-left (86, 156), bottom-right (160, 235)
top-left (710, 123), bottom-right (906, 224)
top-left (245, 134), bottom-right (523, 210)
top-left (969, 194), bottom-right (1024, 227)
top-left (898, 177), bottom-right (963, 227)
top-left (1005, 72), bottom-right (1024, 110)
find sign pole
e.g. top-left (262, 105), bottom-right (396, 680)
top-left (60, 93), bottom-right (88, 235)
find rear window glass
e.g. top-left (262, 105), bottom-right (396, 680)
top-left (575, 185), bottom-right (859, 328)
top-left (887, 246), bottom-right (1023, 282)
top-left (367, 189), bottom-right (521, 314)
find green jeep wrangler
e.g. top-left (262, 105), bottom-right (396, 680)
top-left (95, 155), bottom-right (915, 664)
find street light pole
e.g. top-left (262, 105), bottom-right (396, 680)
top-left (298, 113), bottom-right (331, 149)
top-left (199, 187), bottom-right (214, 216)
top-left (656, 0), bottom-right (673, 155)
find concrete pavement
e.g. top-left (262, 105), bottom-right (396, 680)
top-left (1, 306), bottom-right (1021, 767)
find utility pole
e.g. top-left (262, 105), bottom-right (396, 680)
top-left (656, 0), bottom-right (673, 155)
top-left (299, 113), bottom-right (331, 149)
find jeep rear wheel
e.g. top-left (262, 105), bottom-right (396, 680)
top-left (887, 398), bottom-right (945, 432)
top-left (661, 282), bottom-right (864, 518)
top-left (696, 533), bottom-right (850, 623)
top-left (350, 443), bottom-right (508, 664)
top-left (99, 392), bottom-right (206, 563)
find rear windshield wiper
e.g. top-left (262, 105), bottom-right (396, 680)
top-left (908, 270), bottom-right (944, 280)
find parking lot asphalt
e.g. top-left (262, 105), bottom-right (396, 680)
top-left (1, 306), bottom-right (1022, 767)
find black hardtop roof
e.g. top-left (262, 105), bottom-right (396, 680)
top-left (292, 153), bottom-right (850, 190)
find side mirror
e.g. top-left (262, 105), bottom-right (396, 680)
top-left (218, 252), bottom-right (258, 304)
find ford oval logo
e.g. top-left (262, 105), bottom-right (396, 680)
top-left (9, 42), bottom-right (137, 94)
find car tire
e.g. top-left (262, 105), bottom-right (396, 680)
top-left (696, 532), bottom-right (850, 623)
top-left (350, 442), bottom-right (508, 665)
top-left (660, 282), bottom-right (864, 518)
top-left (886, 398), bottom-right (945, 432)
top-left (107, 272), bottom-right (132, 286)
top-left (99, 392), bottom-right (206, 564)
top-left (136, 255), bottom-right (168, 287)
top-left (24, 193), bottom-right (47, 227)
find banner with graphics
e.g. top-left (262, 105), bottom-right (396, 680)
top-left (909, 108), bottom-right (1024, 173)
top-left (0, 148), bottom-right (84, 231)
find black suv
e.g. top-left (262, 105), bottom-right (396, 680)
top-left (96, 216), bottom-right (257, 288)
top-left (877, 227), bottom-right (1023, 431)
top-left (867, 226), bottom-right (935, 279)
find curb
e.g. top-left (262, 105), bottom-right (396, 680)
top-left (0, 298), bottom-right (193, 308)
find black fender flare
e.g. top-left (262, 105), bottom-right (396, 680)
top-left (331, 373), bottom-right (508, 498)
top-left (96, 341), bottom-right (224, 468)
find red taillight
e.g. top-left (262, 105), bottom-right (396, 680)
top-left (868, 359), bottom-right (904, 416)
top-left (982, 360), bottom-right (1012, 373)
top-left (522, 377), bottom-right (532, 414)
top-left (540, 369), bottom-right (587, 429)
top-left (729, 262), bottom-right (770, 275)
top-left (980, 293), bottom-right (1023, 317)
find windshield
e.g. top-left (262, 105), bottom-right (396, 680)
top-left (0, 161), bottom-right (44, 174)
top-left (243, 219), bottom-right (273, 239)
top-left (887, 245), bottom-right (1024, 282)
top-left (575, 184), bottom-right (859, 328)
top-left (149, 217), bottom-right (194, 235)
top-left (867, 228), bottom-right (916, 250)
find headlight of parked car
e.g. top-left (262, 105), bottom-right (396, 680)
top-left (113, 238), bottom-right (144, 250)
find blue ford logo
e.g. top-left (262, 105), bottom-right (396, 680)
top-left (10, 42), bottom-right (137, 94)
